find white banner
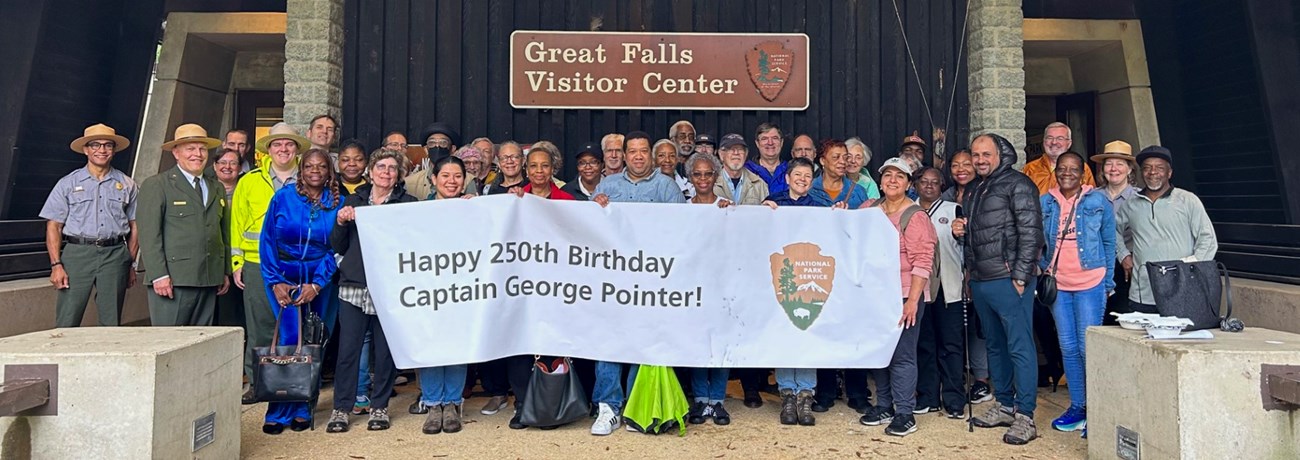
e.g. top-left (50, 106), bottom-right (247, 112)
top-left (355, 194), bottom-right (903, 369)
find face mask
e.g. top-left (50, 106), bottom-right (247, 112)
top-left (427, 147), bottom-right (451, 163)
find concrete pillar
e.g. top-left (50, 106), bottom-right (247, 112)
top-left (284, 0), bottom-right (344, 133)
top-left (967, 0), bottom-right (1028, 164)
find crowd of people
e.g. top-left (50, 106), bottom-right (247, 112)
top-left (41, 117), bottom-right (1217, 444)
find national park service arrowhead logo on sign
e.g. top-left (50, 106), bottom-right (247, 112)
top-left (769, 243), bottom-right (836, 330)
top-left (746, 41), bottom-right (795, 102)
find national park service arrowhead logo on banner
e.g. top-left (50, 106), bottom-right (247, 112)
top-left (746, 41), bottom-right (795, 102)
top-left (769, 243), bottom-right (836, 330)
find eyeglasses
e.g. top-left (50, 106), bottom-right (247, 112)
top-left (426, 139), bottom-right (452, 148)
top-left (674, 133), bottom-right (696, 141)
top-left (86, 142), bottom-right (116, 151)
top-left (1044, 136), bottom-right (1071, 143)
top-left (372, 163), bottom-right (399, 172)
top-left (384, 142), bottom-right (406, 149)
top-left (577, 160), bottom-right (601, 167)
top-left (917, 179), bottom-right (943, 188)
top-left (690, 171), bottom-right (715, 178)
top-left (499, 154), bottom-right (522, 162)
top-left (215, 160), bottom-right (240, 167)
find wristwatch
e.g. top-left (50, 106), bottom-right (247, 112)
top-left (1014, 279), bottom-right (1026, 287)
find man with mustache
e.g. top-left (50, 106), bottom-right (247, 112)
top-left (41, 124), bottom-right (140, 327)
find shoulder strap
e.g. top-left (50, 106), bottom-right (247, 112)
top-left (898, 204), bottom-right (924, 235)
top-left (1048, 193), bottom-right (1081, 273)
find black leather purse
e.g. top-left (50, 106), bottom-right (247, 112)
top-left (1145, 260), bottom-right (1238, 331)
top-left (519, 356), bottom-right (591, 428)
top-left (253, 306), bottom-right (324, 402)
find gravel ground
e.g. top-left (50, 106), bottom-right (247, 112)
top-left (240, 380), bottom-right (1088, 459)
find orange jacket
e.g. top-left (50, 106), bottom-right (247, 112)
top-left (1022, 155), bottom-right (1094, 195)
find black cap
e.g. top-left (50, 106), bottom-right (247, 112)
top-left (696, 133), bottom-right (716, 146)
top-left (1135, 145), bottom-right (1172, 165)
top-left (420, 122), bottom-right (461, 147)
top-left (574, 142), bottom-right (603, 162)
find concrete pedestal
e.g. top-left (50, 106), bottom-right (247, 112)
top-left (1088, 327), bottom-right (1300, 459)
top-left (0, 327), bottom-right (241, 459)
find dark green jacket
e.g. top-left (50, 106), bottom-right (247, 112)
top-left (137, 165), bottom-right (230, 287)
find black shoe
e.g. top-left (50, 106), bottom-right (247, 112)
top-left (538, 424), bottom-right (560, 430)
top-left (744, 390), bottom-right (763, 408)
top-left (508, 411), bottom-right (527, 430)
top-left (912, 405), bottom-right (939, 415)
top-left (847, 398), bottom-right (872, 413)
top-left (289, 418), bottom-right (311, 432)
top-left (859, 406), bottom-right (894, 426)
top-left (968, 381), bottom-right (993, 404)
top-left (242, 387), bottom-right (258, 405)
top-left (687, 401), bottom-right (709, 424)
top-left (262, 423), bottom-right (285, 435)
top-left (944, 407), bottom-right (966, 419)
top-left (810, 400), bottom-right (830, 413)
top-left (711, 402), bottom-right (731, 425)
top-left (885, 413), bottom-right (918, 437)
top-left (410, 400), bottom-right (430, 414)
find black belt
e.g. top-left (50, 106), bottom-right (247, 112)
top-left (65, 234), bottom-right (128, 247)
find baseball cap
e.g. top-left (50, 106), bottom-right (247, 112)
top-left (719, 133), bottom-right (746, 149)
top-left (696, 134), bottom-right (716, 146)
top-left (878, 157), bottom-right (915, 176)
top-left (574, 142), bottom-right (603, 163)
top-left (1135, 145), bottom-right (1172, 165)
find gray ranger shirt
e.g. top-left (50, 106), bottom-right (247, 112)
top-left (1115, 187), bottom-right (1218, 305)
top-left (40, 166), bottom-right (138, 239)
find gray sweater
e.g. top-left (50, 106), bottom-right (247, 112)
top-left (1115, 187), bottom-right (1218, 304)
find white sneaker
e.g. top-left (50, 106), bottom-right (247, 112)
top-left (591, 403), bottom-right (620, 436)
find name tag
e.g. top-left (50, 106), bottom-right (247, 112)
top-left (172, 201), bottom-right (187, 206)
top-left (73, 186), bottom-right (84, 192)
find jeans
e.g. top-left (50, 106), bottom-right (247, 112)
top-left (356, 331), bottom-right (372, 402)
top-left (334, 300), bottom-right (397, 412)
top-left (916, 293), bottom-right (968, 412)
top-left (971, 277), bottom-right (1039, 417)
top-left (872, 298), bottom-right (925, 414)
top-left (1052, 283), bottom-right (1106, 408)
top-left (592, 361), bottom-right (639, 412)
top-left (690, 368), bottom-right (729, 403)
top-left (419, 365), bottom-right (468, 406)
top-left (968, 311), bottom-right (990, 380)
top-left (775, 368), bottom-right (816, 393)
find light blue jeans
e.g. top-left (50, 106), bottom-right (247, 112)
top-left (355, 331), bottom-right (372, 403)
top-left (775, 368), bottom-right (816, 393)
top-left (418, 365), bottom-right (468, 406)
top-left (592, 361), bottom-right (639, 412)
top-left (1051, 282), bottom-right (1106, 408)
top-left (690, 368), bottom-right (729, 403)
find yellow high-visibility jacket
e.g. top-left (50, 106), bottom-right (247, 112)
top-left (229, 155), bottom-right (297, 272)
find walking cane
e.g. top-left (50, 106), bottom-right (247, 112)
top-left (955, 205), bottom-right (975, 433)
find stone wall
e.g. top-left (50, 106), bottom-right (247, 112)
top-left (284, 0), bottom-right (344, 132)
top-left (967, 0), bottom-right (1027, 164)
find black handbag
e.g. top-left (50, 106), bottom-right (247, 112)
top-left (253, 306), bottom-right (324, 403)
top-left (1145, 260), bottom-right (1235, 331)
top-left (519, 356), bottom-right (591, 427)
top-left (1036, 194), bottom-right (1078, 306)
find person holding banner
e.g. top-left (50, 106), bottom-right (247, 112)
top-left (327, 149), bottom-right (416, 433)
top-left (519, 144), bottom-right (575, 200)
top-left (654, 139), bottom-right (694, 199)
top-left (482, 141), bottom-right (528, 195)
top-left (407, 155), bottom-right (475, 435)
top-left (857, 158), bottom-right (938, 437)
top-left (682, 152), bottom-right (733, 425)
top-left (258, 148), bottom-right (342, 434)
top-left (588, 131), bottom-right (686, 436)
top-left (761, 157), bottom-right (838, 426)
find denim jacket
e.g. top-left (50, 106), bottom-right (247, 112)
top-left (1040, 187), bottom-right (1116, 292)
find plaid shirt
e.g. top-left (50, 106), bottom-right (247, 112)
top-left (338, 285), bottom-right (376, 315)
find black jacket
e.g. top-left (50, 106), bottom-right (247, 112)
top-left (961, 134), bottom-right (1044, 283)
top-left (331, 183), bottom-right (417, 287)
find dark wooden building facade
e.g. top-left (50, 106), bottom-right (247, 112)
top-left (340, 0), bottom-right (972, 181)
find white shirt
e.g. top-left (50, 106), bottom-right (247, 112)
top-left (925, 199), bottom-right (964, 304)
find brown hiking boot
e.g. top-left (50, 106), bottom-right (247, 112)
top-left (779, 390), bottom-right (797, 425)
top-left (422, 404), bottom-right (444, 434)
top-left (796, 390), bottom-right (816, 426)
top-left (1003, 412), bottom-right (1038, 445)
top-left (443, 403), bottom-right (463, 433)
top-left (971, 402), bottom-right (1016, 428)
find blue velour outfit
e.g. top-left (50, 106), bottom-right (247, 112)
top-left (260, 186), bottom-right (340, 426)
top-left (763, 189), bottom-right (831, 392)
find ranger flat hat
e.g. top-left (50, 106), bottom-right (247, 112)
top-left (161, 123), bottom-right (220, 150)
top-left (70, 123), bottom-right (131, 153)
top-left (256, 122), bottom-right (310, 153)
top-left (1092, 140), bottom-right (1136, 164)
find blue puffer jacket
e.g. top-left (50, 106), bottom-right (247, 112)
top-left (1040, 187), bottom-right (1116, 292)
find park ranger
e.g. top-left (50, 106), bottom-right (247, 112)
top-left (40, 123), bottom-right (140, 327)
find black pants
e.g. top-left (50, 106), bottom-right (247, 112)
top-left (737, 368), bottom-right (771, 394)
top-left (1033, 298), bottom-right (1063, 383)
top-left (478, 358), bottom-right (511, 397)
top-left (814, 369), bottom-right (871, 406)
top-left (1102, 268), bottom-right (1133, 325)
top-left (333, 299), bottom-right (398, 411)
top-left (915, 294), bottom-right (968, 412)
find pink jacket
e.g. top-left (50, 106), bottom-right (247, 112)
top-left (888, 207), bottom-right (938, 302)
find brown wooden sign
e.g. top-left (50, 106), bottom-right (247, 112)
top-left (510, 31), bottom-right (809, 110)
